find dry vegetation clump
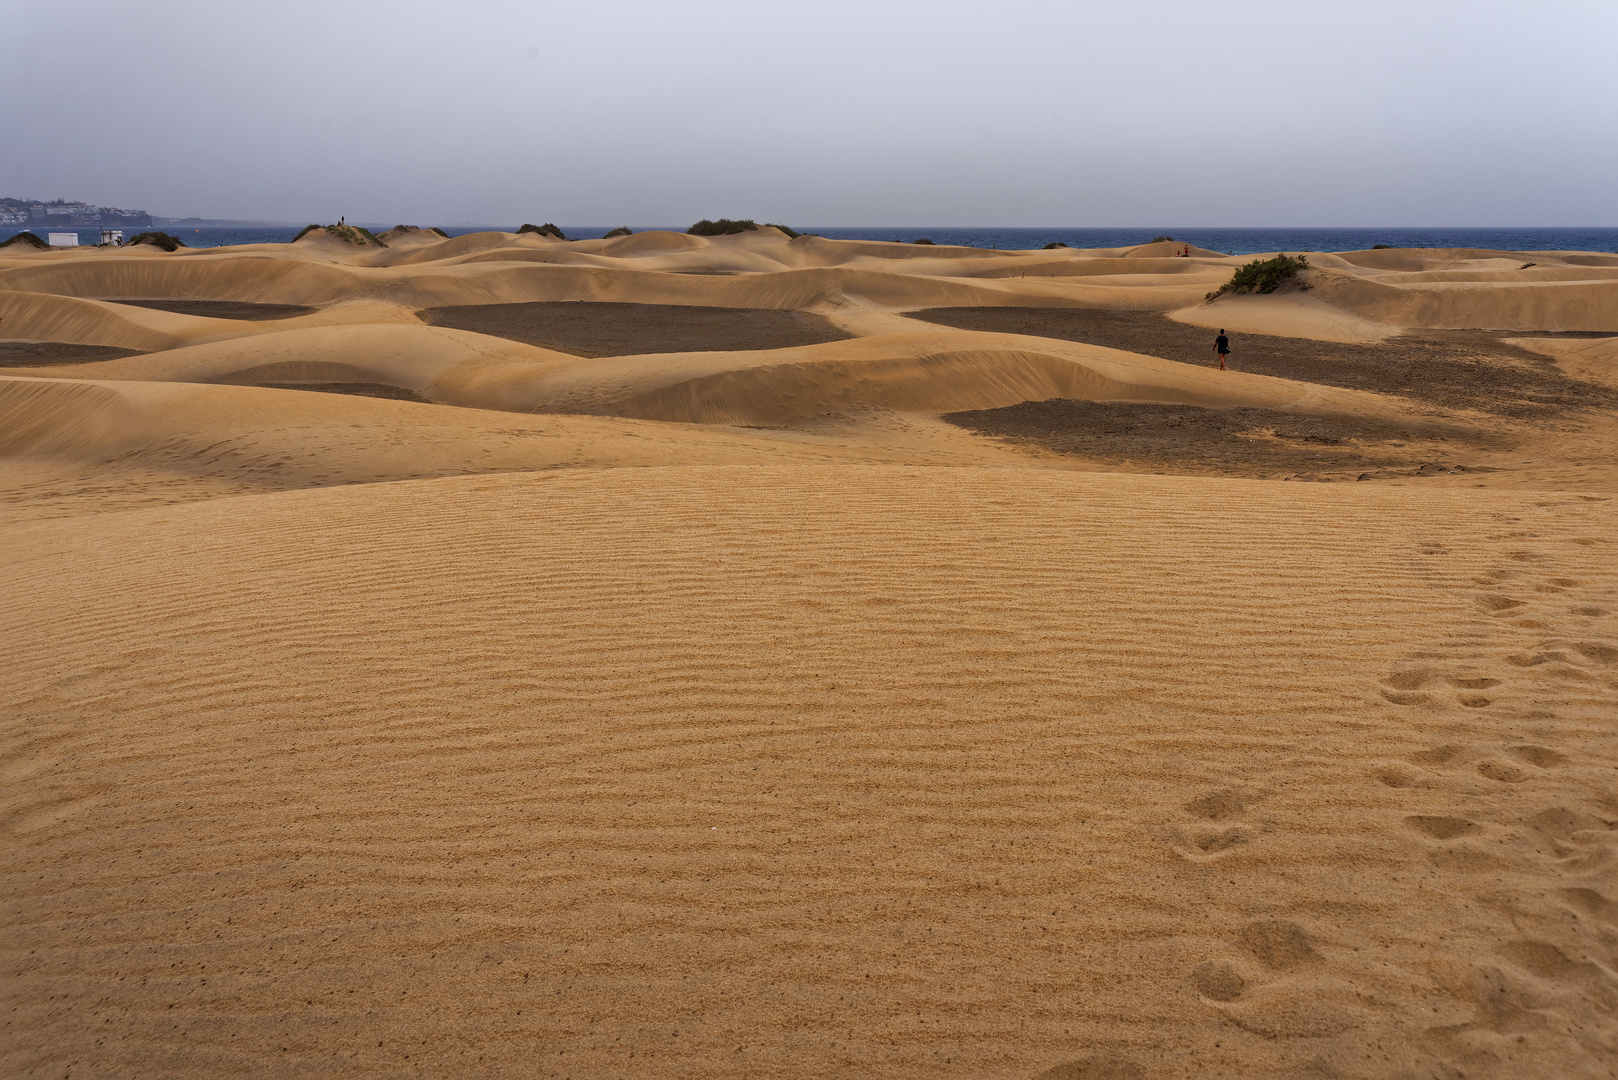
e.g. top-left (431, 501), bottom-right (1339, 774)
top-left (603, 227), bottom-right (633, 239)
top-left (687, 219), bottom-right (758, 236)
top-left (765, 223), bottom-right (800, 239)
top-left (125, 231), bottom-right (188, 251)
top-left (518, 223), bottom-right (569, 240)
top-left (1043, 241), bottom-right (1068, 249)
top-left (292, 224), bottom-right (385, 247)
top-left (1151, 234), bottom-right (1175, 243)
top-left (1207, 254), bottom-right (1310, 300)
top-left (0, 231), bottom-right (49, 250)
top-left (430, 226), bottom-right (449, 237)
top-left (912, 238), bottom-right (936, 245)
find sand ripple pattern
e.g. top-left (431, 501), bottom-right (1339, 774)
top-left (3, 467), bottom-right (1615, 1078)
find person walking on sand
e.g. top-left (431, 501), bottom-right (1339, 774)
top-left (1214, 329), bottom-right (1230, 370)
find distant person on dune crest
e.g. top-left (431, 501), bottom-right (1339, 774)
top-left (1215, 329), bottom-right (1230, 370)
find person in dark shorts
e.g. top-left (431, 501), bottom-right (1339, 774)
top-left (1214, 329), bottom-right (1230, 370)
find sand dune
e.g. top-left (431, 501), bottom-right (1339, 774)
top-left (1509, 335), bottom-right (1618, 389)
top-left (4, 467), bottom-right (1615, 1080)
top-left (4, 231), bottom-right (1617, 1079)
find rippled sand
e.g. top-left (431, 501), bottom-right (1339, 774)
top-left (3, 231), bottom-right (1616, 1078)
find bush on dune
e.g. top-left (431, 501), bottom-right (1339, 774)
top-left (912, 238), bottom-right (936, 245)
top-left (125, 231), bottom-right (188, 252)
top-left (430, 226), bottom-right (449, 237)
top-left (1152, 234), bottom-right (1175, 243)
top-left (518, 223), bottom-right (568, 240)
top-left (292, 224), bottom-right (385, 247)
top-left (1043, 241), bottom-right (1068, 249)
top-left (687, 219), bottom-right (758, 236)
top-left (603, 227), bottom-right (633, 239)
top-left (1206, 254), bottom-right (1310, 300)
top-left (0, 231), bottom-right (49, 250)
top-left (765, 223), bottom-right (800, 239)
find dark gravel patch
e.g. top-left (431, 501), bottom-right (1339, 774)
top-left (0, 341), bottom-right (147, 367)
top-left (907, 307), bottom-right (1618, 418)
top-left (419, 301), bottom-right (853, 358)
top-left (944, 399), bottom-right (1494, 481)
top-left (108, 300), bottom-right (316, 320)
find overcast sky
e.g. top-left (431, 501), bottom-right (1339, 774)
top-left (4, 0), bottom-right (1614, 226)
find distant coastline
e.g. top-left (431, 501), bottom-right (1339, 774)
top-left (3, 223), bottom-right (1615, 256)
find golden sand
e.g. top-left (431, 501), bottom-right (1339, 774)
top-left (3, 230), bottom-right (1615, 1078)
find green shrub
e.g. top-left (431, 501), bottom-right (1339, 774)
top-left (1520, 262), bottom-right (1536, 269)
top-left (430, 226), bottom-right (449, 237)
top-left (912, 238), bottom-right (936, 245)
top-left (764, 223), bottom-right (800, 239)
top-left (603, 226), bottom-right (633, 239)
top-left (1151, 234), bottom-right (1175, 243)
top-left (687, 219), bottom-right (758, 236)
top-left (125, 231), bottom-right (188, 252)
top-left (1208, 254), bottom-right (1309, 299)
top-left (292, 224), bottom-right (384, 247)
top-left (0, 231), bottom-right (49, 249)
top-left (1043, 241), bottom-right (1068, 249)
top-left (327, 224), bottom-right (382, 247)
top-left (518, 222), bottom-right (568, 240)
top-left (1371, 243), bottom-right (1391, 250)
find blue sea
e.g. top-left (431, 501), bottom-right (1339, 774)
top-left (6, 224), bottom-right (1616, 256)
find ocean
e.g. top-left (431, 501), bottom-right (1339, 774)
top-left (5, 224), bottom-right (1616, 256)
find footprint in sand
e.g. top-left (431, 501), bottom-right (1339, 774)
top-left (1405, 815), bottom-right (1480, 840)
top-left (1381, 669), bottom-right (1505, 707)
top-left (1508, 745), bottom-right (1567, 768)
top-left (1191, 828), bottom-right (1254, 853)
top-left (1527, 808), bottom-right (1614, 867)
top-left (1430, 842), bottom-right (1504, 872)
top-left (1190, 959), bottom-right (1246, 1002)
top-left (1169, 790), bottom-right (1256, 859)
top-left (1239, 920), bottom-right (1318, 972)
top-left (1031, 1055), bottom-right (1145, 1080)
top-left (1573, 642), bottom-right (1617, 666)
top-left (1379, 671), bottom-right (1434, 704)
top-left (1184, 789), bottom-right (1245, 821)
top-left (1505, 650), bottom-right (1562, 667)
top-left (1374, 763), bottom-right (1430, 788)
top-left (1561, 887), bottom-right (1618, 925)
top-left (1478, 594), bottom-right (1527, 615)
top-left (1411, 745), bottom-right (1461, 767)
top-left (1476, 758), bottom-right (1530, 784)
top-left (1499, 940), bottom-right (1615, 1000)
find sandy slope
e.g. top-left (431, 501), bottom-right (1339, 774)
top-left (4, 468), bottom-right (1616, 1080)
top-left (3, 231), bottom-right (1617, 1079)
